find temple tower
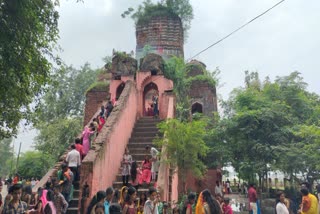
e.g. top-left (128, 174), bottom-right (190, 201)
top-left (136, 16), bottom-right (184, 61)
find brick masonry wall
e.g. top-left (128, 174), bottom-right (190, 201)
top-left (189, 81), bottom-right (218, 117)
top-left (136, 16), bottom-right (184, 60)
top-left (83, 90), bottom-right (109, 127)
top-left (180, 169), bottom-right (221, 194)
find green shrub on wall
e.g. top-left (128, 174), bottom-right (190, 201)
top-left (86, 81), bottom-right (109, 93)
top-left (185, 63), bottom-right (206, 75)
top-left (185, 75), bottom-right (216, 89)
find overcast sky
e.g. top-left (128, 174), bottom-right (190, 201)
top-left (17, 0), bottom-right (320, 152)
top-left (57, 0), bottom-right (320, 96)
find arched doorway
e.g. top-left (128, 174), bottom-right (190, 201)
top-left (143, 82), bottom-right (159, 116)
top-left (191, 102), bottom-right (203, 114)
top-left (116, 82), bottom-right (125, 100)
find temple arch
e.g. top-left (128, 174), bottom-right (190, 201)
top-left (191, 102), bottom-right (203, 114)
top-left (143, 82), bottom-right (159, 116)
top-left (116, 82), bottom-right (125, 100)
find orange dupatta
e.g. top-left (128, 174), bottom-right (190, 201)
top-left (195, 192), bottom-right (205, 214)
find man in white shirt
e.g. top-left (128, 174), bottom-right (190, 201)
top-left (215, 180), bottom-right (223, 196)
top-left (66, 144), bottom-right (81, 182)
top-left (146, 145), bottom-right (159, 182)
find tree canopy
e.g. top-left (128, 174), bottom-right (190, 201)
top-left (0, 0), bottom-right (59, 139)
top-left (32, 63), bottom-right (100, 160)
top-left (210, 71), bottom-right (320, 185)
top-left (0, 137), bottom-right (14, 175)
top-left (17, 151), bottom-right (54, 179)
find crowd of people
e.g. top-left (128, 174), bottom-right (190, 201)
top-left (85, 185), bottom-right (236, 214)
top-left (1, 175), bottom-right (40, 192)
top-left (0, 180), bottom-right (68, 214)
top-left (0, 135), bottom-right (88, 214)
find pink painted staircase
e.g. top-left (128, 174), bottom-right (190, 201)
top-left (113, 117), bottom-right (162, 192)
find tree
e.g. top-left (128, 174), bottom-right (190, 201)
top-left (0, 0), bottom-right (59, 139)
top-left (32, 63), bottom-right (100, 160)
top-left (165, 0), bottom-right (193, 33)
top-left (33, 63), bottom-right (99, 122)
top-left (17, 151), bottom-right (54, 179)
top-left (34, 118), bottom-right (82, 159)
top-left (205, 116), bottom-right (233, 169)
top-left (155, 118), bottom-right (209, 192)
top-left (0, 137), bottom-right (14, 176)
top-left (213, 71), bottom-right (320, 188)
top-left (164, 56), bottom-right (190, 120)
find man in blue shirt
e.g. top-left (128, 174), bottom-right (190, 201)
top-left (104, 187), bottom-right (114, 214)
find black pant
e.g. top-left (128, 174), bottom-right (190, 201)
top-left (69, 166), bottom-right (79, 182)
top-left (122, 175), bottom-right (129, 186)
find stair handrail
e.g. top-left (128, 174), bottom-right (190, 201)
top-left (32, 100), bottom-right (108, 193)
top-left (79, 80), bottom-right (138, 212)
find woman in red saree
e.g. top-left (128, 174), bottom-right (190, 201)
top-left (139, 156), bottom-right (152, 185)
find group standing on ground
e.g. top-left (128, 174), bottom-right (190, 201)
top-left (0, 134), bottom-right (94, 213)
top-left (86, 186), bottom-right (232, 214)
top-left (0, 181), bottom-right (68, 214)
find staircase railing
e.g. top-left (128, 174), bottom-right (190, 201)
top-left (157, 91), bottom-right (178, 203)
top-left (32, 101), bottom-right (108, 194)
top-left (79, 80), bottom-right (138, 212)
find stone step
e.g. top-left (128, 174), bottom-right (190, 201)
top-left (66, 207), bottom-right (78, 214)
top-left (129, 136), bottom-right (158, 142)
top-left (73, 190), bottom-right (80, 198)
top-left (136, 118), bottom-right (160, 123)
top-left (135, 120), bottom-right (160, 125)
top-left (138, 117), bottom-right (161, 122)
top-left (131, 153), bottom-right (150, 160)
top-left (127, 143), bottom-right (158, 152)
top-left (69, 198), bottom-right (79, 207)
top-left (133, 127), bottom-right (159, 132)
top-left (127, 145), bottom-right (160, 152)
top-left (134, 125), bottom-right (159, 129)
top-left (131, 132), bottom-right (160, 138)
top-left (73, 181), bottom-right (80, 190)
top-left (128, 141), bottom-right (160, 146)
top-left (126, 147), bottom-right (148, 152)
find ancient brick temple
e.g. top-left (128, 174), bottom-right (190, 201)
top-left (136, 16), bottom-right (184, 61)
top-left (34, 12), bottom-right (219, 214)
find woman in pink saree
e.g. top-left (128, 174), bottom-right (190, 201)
top-left (82, 124), bottom-right (94, 155)
top-left (139, 156), bottom-right (152, 185)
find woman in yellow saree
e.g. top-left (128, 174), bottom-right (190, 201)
top-left (196, 189), bottom-right (221, 214)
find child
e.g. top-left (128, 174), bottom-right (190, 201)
top-left (222, 198), bottom-right (233, 214)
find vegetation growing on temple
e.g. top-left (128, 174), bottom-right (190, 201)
top-left (163, 56), bottom-right (218, 120)
top-left (86, 81), bottom-right (109, 93)
top-left (122, 0), bottom-right (193, 38)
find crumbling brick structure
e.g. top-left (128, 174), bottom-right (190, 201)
top-left (136, 16), bottom-right (184, 60)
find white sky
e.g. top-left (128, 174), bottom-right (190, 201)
top-left (17, 0), bottom-right (320, 152)
top-left (57, 0), bottom-right (320, 97)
